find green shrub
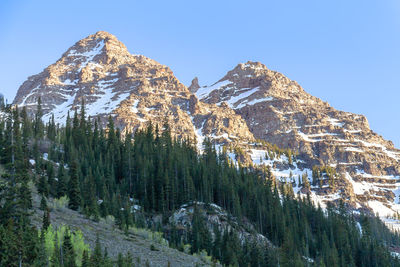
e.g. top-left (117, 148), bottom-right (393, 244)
top-left (49, 195), bottom-right (69, 210)
top-left (128, 225), bottom-right (169, 246)
top-left (194, 249), bottom-right (214, 265)
top-left (104, 215), bottom-right (115, 225)
top-left (41, 224), bottom-right (90, 266)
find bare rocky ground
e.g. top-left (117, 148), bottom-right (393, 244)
top-left (30, 187), bottom-right (214, 267)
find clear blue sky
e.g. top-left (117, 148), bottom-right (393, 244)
top-left (1, 0), bottom-right (399, 146)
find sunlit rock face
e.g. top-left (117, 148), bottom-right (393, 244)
top-left (196, 60), bottom-right (400, 215)
top-left (13, 31), bottom-right (255, 146)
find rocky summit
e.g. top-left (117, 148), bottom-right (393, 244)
top-left (13, 31), bottom-right (400, 220)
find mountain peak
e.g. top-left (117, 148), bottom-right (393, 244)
top-left (216, 60), bottom-right (286, 87)
top-left (13, 31), bottom-right (155, 120)
top-left (62, 31), bottom-right (130, 62)
top-left (196, 60), bottom-right (310, 108)
top-left (238, 61), bottom-right (268, 70)
top-left (13, 30), bottom-right (204, 132)
top-left (79, 31), bottom-right (121, 46)
top-left (91, 30), bottom-right (119, 39)
top-left (223, 61), bottom-right (270, 80)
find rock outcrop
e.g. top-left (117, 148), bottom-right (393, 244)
top-left (169, 202), bottom-right (269, 245)
top-left (188, 77), bottom-right (200, 93)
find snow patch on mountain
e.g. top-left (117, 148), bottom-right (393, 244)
top-left (327, 118), bottom-right (344, 127)
top-left (86, 89), bottom-right (130, 117)
top-left (132, 100), bottom-right (139, 113)
top-left (344, 172), bottom-right (400, 219)
top-left (355, 139), bottom-right (400, 161)
top-left (63, 78), bottom-right (78, 86)
top-left (247, 148), bottom-right (346, 209)
top-left (67, 40), bottom-right (105, 71)
top-left (368, 201), bottom-right (396, 217)
top-left (190, 116), bottom-right (205, 152)
top-left (345, 147), bottom-right (364, 153)
top-left (297, 131), bottom-right (338, 143)
top-left (220, 87), bottom-right (260, 108)
top-left (42, 89), bottom-right (78, 124)
top-left (19, 85), bottom-right (41, 107)
top-left (236, 96), bottom-right (274, 109)
top-left (195, 80), bottom-right (232, 99)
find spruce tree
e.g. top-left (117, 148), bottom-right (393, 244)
top-left (42, 209), bottom-right (50, 231)
top-left (33, 233), bottom-right (48, 267)
top-left (62, 230), bottom-right (76, 267)
top-left (68, 160), bottom-right (81, 211)
top-left (38, 172), bottom-right (49, 197)
top-left (40, 195), bottom-right (47, 211)
top-left (34, 97), bottom-right (44, 139)
top-left (57, 161), bottom-right (68, 198)
top-left (81, 250), bottom-right (90, 267)
top-left (90, 235), bottom-right (103, 266)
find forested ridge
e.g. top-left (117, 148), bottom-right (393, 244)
top-left (0, 98), bottom-right (400, 267)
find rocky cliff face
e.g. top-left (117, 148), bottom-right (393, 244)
top-left (13, 32), bottom-right (400, 219)
top-left (195, 61), bottom-right (400, 217)
top-left (13, 31), bottom-right (254, 148)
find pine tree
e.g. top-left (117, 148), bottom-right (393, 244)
top-left (34, 97), bottom-right (44, 139)
top-left (33, 233), bottom-right (48, 267)
top-left (68, 160), bottom-right (81, 210)
top-left (38, 172), bottom-right (49, 197)
top-left (46, 161), bottom-right (56, 197)
top-left (40, 195), bottom-right (47, 211)
top-left (81, 250), bottom-right (90, 267)
top-left (51, 232), bottom-right (61, 266)
top-left (62, 230), bottom-right (76, 267)
top-left (90, 235), bottom-right (103, 266)
top-left (302, 172), bottom-right (310, 191)
top-left (57, 161), bottom-right (68, 198)
top-left (42, 209), bottom-right (50, 231)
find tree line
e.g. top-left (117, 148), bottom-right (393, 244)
top-left (0, 99), bottom-right (400, 266)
